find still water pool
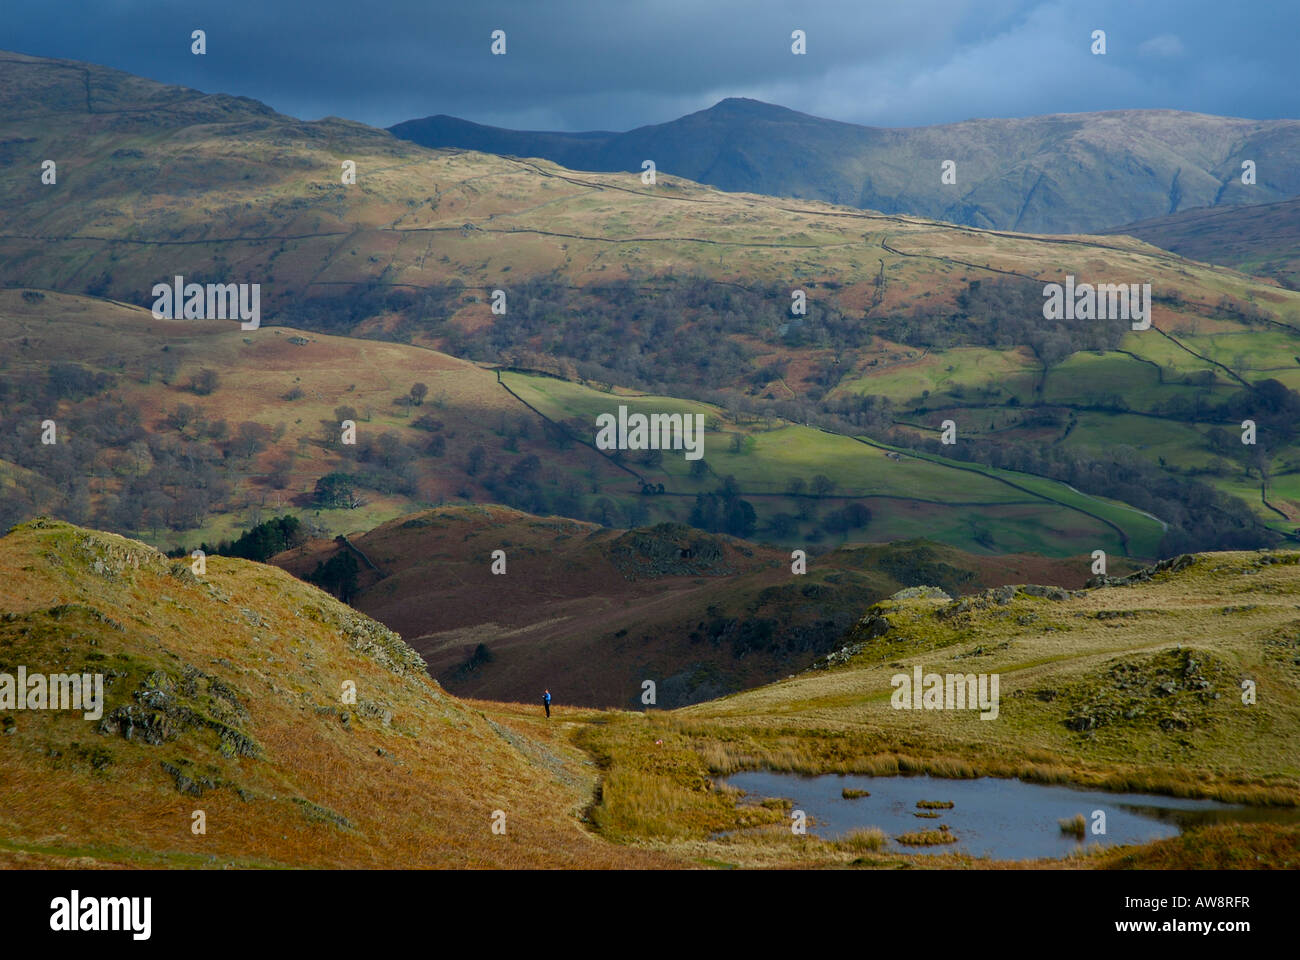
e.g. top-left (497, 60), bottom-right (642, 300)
top-left (720, 771), bottom-right (1300, 860)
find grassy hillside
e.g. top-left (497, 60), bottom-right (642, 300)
top-left (0, 518), bottom-right (672, 868)
top-left (391, 98), bottom-right (1300, 235)
top-left (0, 289), bottom-right (631, 549)
top-left (4, 519), bottom-right (1295, 869)
top-left (0, 288), bottom-right (1166, 564)
top-left (503, 369), bottom-right (1165, 557)
top-left (4, 52), bottom-right (1299, 334)
top-left (4, 50), bottom-right (1300, 558)
top-left (574, 550), bottom-right (1300, 867)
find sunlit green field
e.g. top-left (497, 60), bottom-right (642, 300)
top-left (503, 370), bottom-right (1162, 557)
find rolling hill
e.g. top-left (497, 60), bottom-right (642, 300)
top-left (5, 50), bottom-right (1300, 560)
top-left (0, 288), bottom-right (1163, 563)
top-left (1107, 196), bottom-right (1300, 290)
top-left (0, 518), bottom-right (672, 868)
top-left (268, 503), bottom-right (1107, 708)
top-left (391, 97), bottom-right (1300, 234)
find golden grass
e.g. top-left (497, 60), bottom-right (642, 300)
top-left (562, 553), bottom-right (1300, 868)
top-left (0, 520), bottom-right (676, 869)
top-left (1098, 823), bottom-right (1300, 870)
top-left (840, 828), bottom-right (887, 852)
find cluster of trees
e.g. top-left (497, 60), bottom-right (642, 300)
top-left (2, 373), bottom-right (201, 533)
top-left (272, 282), bottom-right (463, 340)
top-left (274, 276), bottom-right (874, 397)
top-left (172, 515), bottom-right (306, 563)
top-left (0, 360), bottom-right (303, 536)
top-left (45, 362), bottom-right (116, 402)
top-left (1191, 378), bottom-right (1300, 489)
top-left (308, 550), bottom-right (360, 601)
top-left (442, 277), bottom-right (770, 391)
top-left (313, 473), bottom-right (364, 509)
top-left (822, 502), bottom-right (873, 534)
top-left (315, 406), bottom-right (434, 502)
top-left (689, 477), bottom-right (758, 539)
top-left (884, 277), bottom-right (1130, 365)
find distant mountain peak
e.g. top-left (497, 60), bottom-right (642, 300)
top-left (701, 97), bottom-right (799, 118)
top-left (712, 96), bottom-right (770, 108)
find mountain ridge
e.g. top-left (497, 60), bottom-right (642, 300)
top-left (391, 98), bottom-right (1300, 234)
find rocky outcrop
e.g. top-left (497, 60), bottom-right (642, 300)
top-left (608, 523), bottom-right (737, 580)
top-left (1087, 554), bottom-right (1197, 588)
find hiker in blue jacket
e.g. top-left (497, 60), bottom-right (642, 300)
top-left (543, 688), bottom-right (552, 718)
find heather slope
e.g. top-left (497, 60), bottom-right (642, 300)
top-left (270, 503), bottom-right (1106, 708)
top-left (1107, 197), bottom-right (1300, 290)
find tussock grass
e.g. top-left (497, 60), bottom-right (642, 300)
top-left (1059, 814), bottom-right (1087, 838)
top-left (574, 715), bottom-right (784, 843)
top-left (1099, 823), bottom-right (1300, 869)
top-left (896, 825), bottom-right (957, 846)
top-left (840, 828), bottom-right (887, 852)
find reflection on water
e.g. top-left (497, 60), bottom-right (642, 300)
top-left (720, 771), bottom-right (1300, 861)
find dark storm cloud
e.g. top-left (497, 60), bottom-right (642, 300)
top-left (4, 0), bottom-right (1297, 131)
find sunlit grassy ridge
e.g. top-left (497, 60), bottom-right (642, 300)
top-left (0, 518), bottom-right (671, 868)
top-left (4, 52), bottom-right (1300, 333)
top-left (678, 552), bottom-right (1300, 784)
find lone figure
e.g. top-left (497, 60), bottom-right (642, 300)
top-left (543, 688), bottom-right (552, 719)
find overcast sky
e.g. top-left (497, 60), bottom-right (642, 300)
top-left (5, 0), bottom-right (1296, 131)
